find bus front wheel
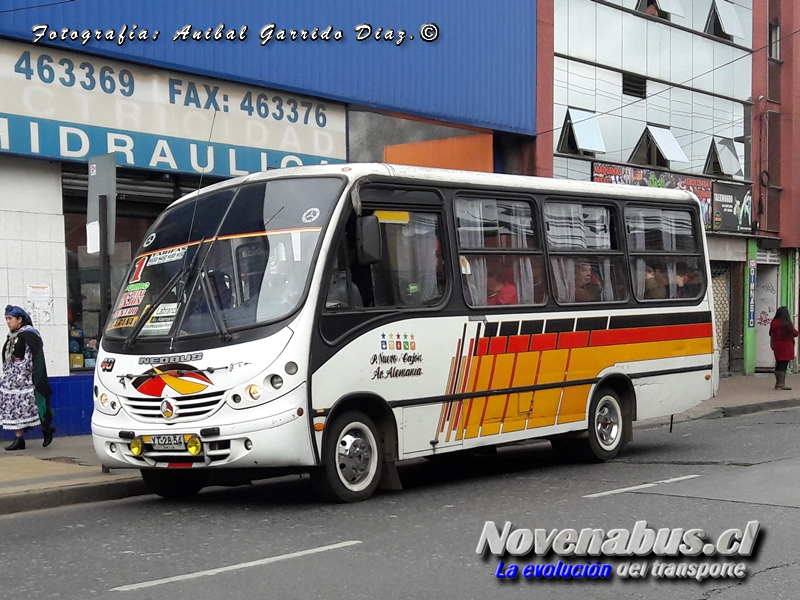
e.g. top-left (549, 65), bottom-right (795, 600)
top-left (141, 468), bottom-right (208, 499)
top-left (313, 411), bottom-right (382, 503)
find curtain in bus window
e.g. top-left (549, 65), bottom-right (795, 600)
top-left (413, 213), bottom-right (441, 304)
top-left (551, 256), bottom-right (576, 303)
top-left (456, 198), bottom-right (489, 305)
top-left (504, 201), bottom-right (536, 303)
top-left (544, 203), bottom-right (586, 250)
top-left (582, 206), bottom-right (612, 250)
top-left (372, 212), bottom-right (441, 307)
top-left (662, 211), bottom-right (678, 298)
top-left (512, 257), bottom-right (535, 304)
top-left (633, 257), bottom-right (647, 299)
top-left (460, 256), bottom-right (487, 305)
top-left (599, 259), bottom-right (614, 301)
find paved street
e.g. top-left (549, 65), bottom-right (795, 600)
top-left (1, 406), bottom-right (798, 600)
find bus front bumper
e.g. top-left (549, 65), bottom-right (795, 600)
top-left (92, 403), bottom-right (316, 470)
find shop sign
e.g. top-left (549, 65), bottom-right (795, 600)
top-left (748, 259), bottom-right (756, 328)
top-left (592, 162), bottom-right (713, 229)
top-left (711, 182), bottom-right (753, 233)
top-left (0, 39), bottom-right (346, 176)
top-left (756, 249), bottom-right (780, 265)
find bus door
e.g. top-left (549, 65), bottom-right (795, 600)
top-left (314, 185), bottom-right (465, 456)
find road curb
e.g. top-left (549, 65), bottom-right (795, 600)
top-left (719, 397), bottom-right (800, 417)
top-left (635, 397), bottom-right (800, 431)
top-left (0, 478), bottom-right (151, 517)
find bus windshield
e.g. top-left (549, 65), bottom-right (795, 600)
top-left (105, 176), bottom-right (344, 342)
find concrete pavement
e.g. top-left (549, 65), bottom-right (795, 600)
top-left (1, 372), bottom-right (799, 516)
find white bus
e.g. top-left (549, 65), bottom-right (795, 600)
top-left (92, 164), bottom-right (718, 502)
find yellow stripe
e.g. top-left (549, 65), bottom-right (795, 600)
top-left (480, 353), bottom-right (515, 436)
top-left (465, 355), bottom-right (494, 439)
top-left (502, 351), bottom-right (540, 433)
top-left (527, 349), bottom-right (569, 429)
top-left (456, 355), bottom-right (483, 441)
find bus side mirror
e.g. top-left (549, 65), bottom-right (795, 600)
top-left (356, 215), bottom-right (382, 265)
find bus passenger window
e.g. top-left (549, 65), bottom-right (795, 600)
top-left (626, 207), bottom-right (704, 302)
top-left (456, 196), bottom-right (545, 307)
top-left (369, 210), bottom-right (445, 308)
top-left (545, 202), bottom-right (628, 304)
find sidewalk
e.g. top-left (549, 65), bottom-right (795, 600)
top-left (1, 372), bottom-right (799, 516)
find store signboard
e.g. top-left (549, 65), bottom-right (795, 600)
top-left (592, 162), bottom-right (713, 229)
top-left (756, 248), bottom-right (780, 265)
top-left (748, 259), bottom-right (756, 328)
top-left (0, 39), bottom-right (346, 176)
top-left (711, 182), bottom-right (753, 233)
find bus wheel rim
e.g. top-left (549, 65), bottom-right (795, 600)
top-left (335, 423), bottom-right (377, 492)
top-left (595, 397), bottom-right (620, 450)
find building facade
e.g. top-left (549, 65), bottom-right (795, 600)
top-left (548, 0), bottom-right (789, 375)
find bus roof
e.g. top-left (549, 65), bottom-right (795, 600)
top-left (173, 163), bottom-right (701, 208)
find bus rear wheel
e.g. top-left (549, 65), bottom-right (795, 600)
top-left (312, 411), bottom-right (382, 503)
top-left (585, 388), bottom-right (625, 461)
top-left (550, 387), bottom-right (626, 463)
top-left (141, 468), bottom-right (208, 499)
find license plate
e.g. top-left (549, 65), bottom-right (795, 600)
top-left (144, 434), bottom-right (185, 450)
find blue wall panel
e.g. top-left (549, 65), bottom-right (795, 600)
top-left (0, 374), bottom-right (94, 441)
top-left (0, 1), bottom-right (537, 134)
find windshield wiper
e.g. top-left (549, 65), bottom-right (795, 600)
top-left (198, 269), bottom-right (231, 341)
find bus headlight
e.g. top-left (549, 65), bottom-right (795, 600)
top-left (270, 375), bottom-right (283, 390)
top-left (247, 385), bottom-right (261, 400)
top-left (96, 390), bottom-right (121, 415)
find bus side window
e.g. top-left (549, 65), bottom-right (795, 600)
top-left (456, 196), bottom-right (545, 307)
top-left (325, 216), bottom-right (374, 310)
top-left (326, 239), bottom-right (364, 309)
top-left (369, 210), bottom-right (445, 308)
top-left (626, 207), bottom-right (704, 302)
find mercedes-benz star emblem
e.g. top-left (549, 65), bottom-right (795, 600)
top-left (160, 399), bottom-right (175, 419)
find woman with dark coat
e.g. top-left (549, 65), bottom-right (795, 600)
top-left (0, 305), bottom-right (55, 450)
top-left (769, 306), bottom-right (798, 391)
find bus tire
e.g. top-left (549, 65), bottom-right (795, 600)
top-left (312, 411), bottom-right (382, 503)
top-left (585, 387), bottom-right (625, 462)
top-left (141, 468), bottom-right (208, 499)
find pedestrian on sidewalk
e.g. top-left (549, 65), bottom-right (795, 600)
top-left (0, 305), bottom-right (55, 451)
top-left (769, 306), bottom-right (798, 391)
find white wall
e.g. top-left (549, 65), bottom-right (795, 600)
top-left (0, 155), bottom-right (69, 377)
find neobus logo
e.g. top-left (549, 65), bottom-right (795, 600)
top-left (381, 332), bottom-right (416, 351)
top-left (138, 353), bottom-right (203, 365)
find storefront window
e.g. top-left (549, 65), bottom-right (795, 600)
top-left (65, 214), bottom-right (152, 370)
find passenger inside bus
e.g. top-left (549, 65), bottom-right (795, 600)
top-left (575, 259), bottom-right (603, 302)
top-left (671, 262), bottom-right (701, 298)
top-left (643, 264), bottom-right (666, 299)
top-left (486, 271), bottom-right (518, 306)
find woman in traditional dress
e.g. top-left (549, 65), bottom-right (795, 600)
top-left (1, 305), bottom-right (55, 450)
